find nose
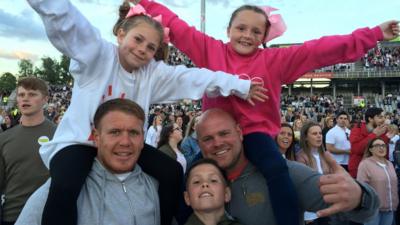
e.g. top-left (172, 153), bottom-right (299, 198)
top-left (119, 132), bottom-right (131, 146)
top-left (137, 43), bottom-right (146, 55)
top-left (201, 182), bottom-right (209, 188)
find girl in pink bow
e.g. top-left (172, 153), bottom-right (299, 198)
top-left (26, 0), bottom-right (267, 225)
top-left (138, 1), bottom-right (400, 224)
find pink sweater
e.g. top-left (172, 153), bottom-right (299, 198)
top-left (141, 0), bottom-right (383, 136)
top-left (357, 157), bottom-right (398, 211)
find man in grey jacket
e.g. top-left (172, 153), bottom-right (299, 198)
top-left (15, 99), bottom-right (160, 225)
top-left (195, 108), bottom-right (379, 225)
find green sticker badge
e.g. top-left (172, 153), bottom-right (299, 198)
top-left (38, 136), bottom-right (50, 145)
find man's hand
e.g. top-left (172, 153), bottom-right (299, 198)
top-left (380, 20), bottom-right (399, 41)
top-left (317, 152), bottom-right (362, 217)
top-left (246, 81), bottom-right (268, 106)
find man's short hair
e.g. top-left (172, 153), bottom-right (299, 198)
top-left (93, 99), bottom-right (145, 129)
top-left (17, 77), bottom-right (49, 96)
top-left (365, 107), bottom-right (383, 122)
top-left (336, 111), bottom-right (348, 118)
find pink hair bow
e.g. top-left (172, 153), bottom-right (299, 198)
top-left (126, 4), bottom-right (170, 43)
top-left (260, 6), bottom-right (287, 43)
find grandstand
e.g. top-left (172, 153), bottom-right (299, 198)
top-left (271, 41), bottom-right (400, 109)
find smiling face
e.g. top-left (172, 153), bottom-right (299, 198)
top-left (184, 163), bottom-right (231, 214)
top-left (117, 22), bottom-right (161, 72)
top-left (196, 110), bottom-right (245, 174)
top-left (227, 9), bottom-right (267, 55)
top-left (93, 110), bottom-right (144, 174)
top-left (277, 126), bottom-right (294, 154)
top-left (369, 139), bottom-right (387, 159)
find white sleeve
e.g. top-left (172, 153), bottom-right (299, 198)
top-left (15, 181), bottom-right (50, 225)
top-left (148, 62), bottom-right (251, 104)
top-left (325, 129), bottom-right (335, 145)
top-left (145, 126), bottom-right (157, 147)
top-left (27, 0), bottom-right (107, 84)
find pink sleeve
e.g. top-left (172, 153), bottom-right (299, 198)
top-left (268, 26), bottom-right (384, 84)
top-left (356, 160), bottom-right (370, 184)
top-left (140, 0), bottom-right (223, 67)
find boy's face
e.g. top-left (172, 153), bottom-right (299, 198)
top-left (16, 86), bottom-right (48, 117)
top-left (184, 164), bottom-right (231, 214)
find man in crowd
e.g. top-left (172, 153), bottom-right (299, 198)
top-left (326, 111), bottom-right (351, 171)
top-left (0, 77), bottom-right (56, 225)
top-left (195, 108), bottom-right (379, 225)
top-left (15, 99), bottom-right (160, 225)
top-left (325, 112), bottom-right (352, 225)
top-left (349, 107), bottom-right (389, 178)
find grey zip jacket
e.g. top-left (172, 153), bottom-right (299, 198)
top-left (15, 159), bottom-right (160, 225)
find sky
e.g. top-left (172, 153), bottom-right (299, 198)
top-left (0, 0), bottom-right (399, 76)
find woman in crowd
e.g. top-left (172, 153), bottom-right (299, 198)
top-left (145, 115), bottom-right (163, 148)
top-left (158, 123), bottom-right (187, 172)
top-left (0, 113), bottom-right (15, 132)
top-left (276, 123), bottom-right (297, 160)
top-left (357, 137), bottom-right (398, 225)
top-left (181, 115), bottom-right (201, 167)
top-left (297, 121), bottom-right (331, 225)
top-left (322, 116), bottom-right (334, 148)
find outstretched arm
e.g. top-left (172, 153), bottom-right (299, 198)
top-left (380, 20), bottom-right (399, 40)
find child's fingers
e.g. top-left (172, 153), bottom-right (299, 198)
top-left (247, 98), bottom-right (255, 106)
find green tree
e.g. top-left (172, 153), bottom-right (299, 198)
top-left (58, 55), bottom-right (72, 85)
top-left (18, 59), bottom-right (34, 77)
top-left (0, 72), bottom-right (17, 93)
top-left (35, 57), bottom-right (59, 84)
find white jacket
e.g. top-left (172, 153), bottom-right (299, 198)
top-left (27, 0), bottom-right (251, 167)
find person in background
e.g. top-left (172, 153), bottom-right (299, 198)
top-left (387, 124), bottom-right (399, 164)
top-left (297, 121), bottom-right (332, 225)
top-left (322, 116), bottom-right (334, 149)
top-left (181, 115), bottom-right (202, 167)
top-left (276, 123), bottom-right (296, 160)
top-left (145, 115), bottom-right (163, 148)
top-left (158, 123), bottom-right (187, 172)
top-left (357, 137), bottom-right (398, 225)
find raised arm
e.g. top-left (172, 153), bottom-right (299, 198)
top-left (137, 0), bottom-right (223, 67)
top-left (147, 61), bottom-right (266, 104)
top-left (27, 0), bottom-right (106, 72)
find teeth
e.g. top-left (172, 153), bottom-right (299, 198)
top-left (215, 150), bottom-right (227, 156)
top-left (200, 192), bottom-right (212, 198)
top-left (115, 152), bottom-right (131, 156)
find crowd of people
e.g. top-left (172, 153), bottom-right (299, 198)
top-left (0, 0), bottom-right (399, 225)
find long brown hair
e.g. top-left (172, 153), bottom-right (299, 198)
top-left (113, 1), bottom-right (169, 61)
top-left (299, 121), bottom-right (325, 169)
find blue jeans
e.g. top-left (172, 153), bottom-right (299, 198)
top-left (365, 211), bottom-right (394, 225)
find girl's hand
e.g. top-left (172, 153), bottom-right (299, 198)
top-left (247, 81), bottom-right (268, 106)
top-left (380, 20), bottom-right (399, 41)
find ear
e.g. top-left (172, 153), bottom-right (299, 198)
top-left (226, 27), bottom-right (231, 39)
top-left (224, 186), bottom-right (231, 203)
top-left (183, 191), bottom-right (191, 206)
top-left (92, 128), bottom-right (100, 148)
top-left (236, 124), bottom-right (243, 141)
top-left (117, 28), bottom-right (126, 45)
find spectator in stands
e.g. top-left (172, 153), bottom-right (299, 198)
top-left (158, 123), bottom-right (186, 172)
top-left (357, 137), bottom-right (398, 225)
top-left (296, 121), bottom-right (332, 225)
top-left (145, 115), bottom-right (163, 148)
top-left (181, 115), bottom-right (201, 167)
top-left (0, 77), bottom-right (56, 225)
top-left (276, 123), bottom-right (296, 160)
top-left (325, 112), bottom-right (351, 171)
top-left (349, 107), bottom-right (389, 178)
top-left (322, 116), bottom-right (334, 148)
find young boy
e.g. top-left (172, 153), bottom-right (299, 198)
top-left (184, 159), bottom-right (242, 225)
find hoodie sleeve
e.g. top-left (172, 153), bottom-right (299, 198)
top-left (140, 0), bottom-right (223, 68)
top-left (27, 0), bottom-right (109, 85)
top-left (146, 61), bottom-right (250, 104)
top-left (268, 26), bottom-right (384, 84)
